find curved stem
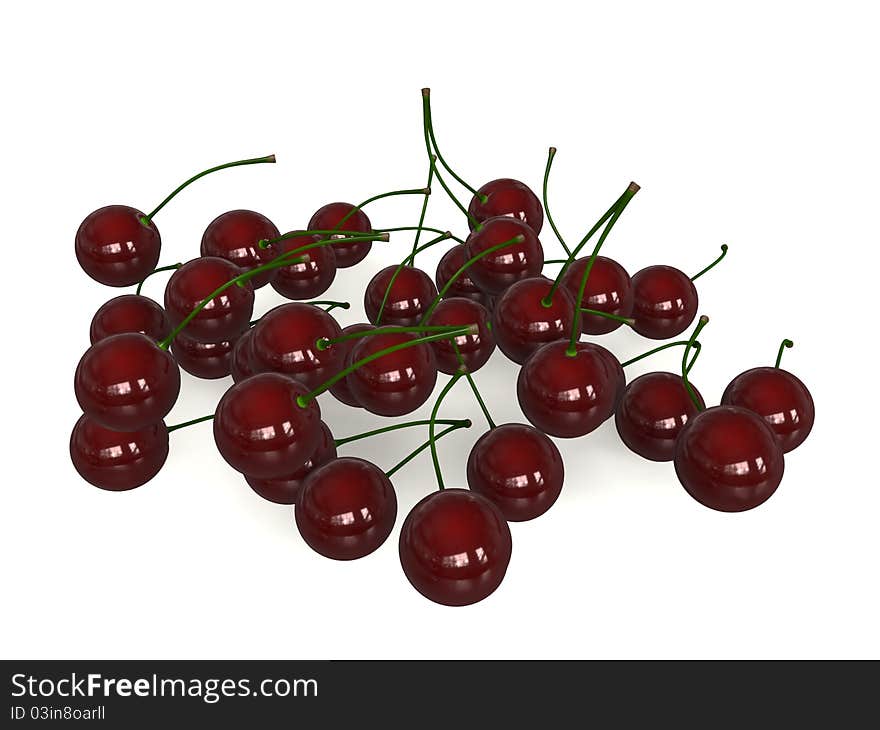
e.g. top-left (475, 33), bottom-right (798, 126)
top-left (543, 259), bottom-right (571, 265)
top-left (135, 263), bottom-right (181, 296)
top-left (141, 154), bottom-right (275, 226)
top-left (257, 229), bottom-right (380, 249)
top-left (335, 418), bottom-right (468, 447)
top-left (690, 244), bottom-right (729, 281)
top-left (580, 308), bottom-right (635, 326)
top-left (376, 232), bottom-right (452, 325)
top-left (682, 316), bottom-right (710, 410)
top-left (377, 225), bottom-right (464, 245)
top-left (303, 300), bottom-right (349, 311)
top-left (775, 338), bottom-right (794, 368)
top-left (620, 340), bottom-right (694, 368)
top-left (686, 341), bottom-right (702, 374)
top-left (316, 324), bottom-right (464, 351)
top-left (453, 342), bottom-right (496, 429)
top-left (167, 414), bottom-right (214, 433)
top-left (428, 373), bottom-right (464, 491)
top-left (336, 187), bottom-right (431, 231)
top-left (411, 157), bottom-right (436, 256)
top-left (385, 420), bottom-right (471, 478)
top-left (423, 88), bottom-right (485, 202)
top-left (542, 147), bottom-right (572, 257)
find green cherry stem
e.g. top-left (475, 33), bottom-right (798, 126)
top-left (685, 341), bottom-right (702, 374)
top-left (140, 154), bottom-right (275, 227)
top-left (411, 156), bottom-right (437, 255)
top-left (429, 372), bottom-right (465, 491)
top-left (135, 263), bottom-right (181, 296)
top-left (377, 226), bottom-right (465, 245)
top-left (335, 187), bottom-right (431, 231)
top-left (334, 418), bottom-right (469, 447)
top-left (690, 244), bottom-right (729, 281)
top-left (376, 232), bottom-right (452, 325)
top-left (316, 324), bottom-right (466, 351)
top-left (775, 338), bottom-right (794, 368)
top-left (166, 414), bottom-right (215, 433)
top-left (620, 340), bottom-right (697, 368)
top-left (386, 420), bottom-right (472, 478)
top-left (257, 229), bottom-right (381, 249)
top-left (682, 315), bottom-right (710, 410)
top-left (542, 147), bottom-right (573, 257)
top-left (453, 341), bottom-right (496, 429)
top-left (580, 308), bottom-right (636, 326)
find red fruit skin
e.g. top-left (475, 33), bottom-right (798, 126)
top-left (328, 324), bottom-right (376, 408)
top-left (230, 329), bottom-right (255, 383)
top-left (364, 265), bottom-right (438, 327)
top-left (630, 265), bottom-right (698, 340)
top-left (200, 209), bottom-right (280, 289)
top-left (464, 217), bottom-right (544, 296)
top-left (424, 297), bottom-right (495, 375)
top-left (435, 244), bottom-right (492, 306)
top-left (270, 233), bottom-right (337, 300)
top-left (468, 178), bottom-right (544, 234)
top-left (89, 294), bottom-right (172, 344)
top-left (308, 202), bottom-right (373, 268)
top-left (171, 331), bottom-right (236, 380)
top-left (75, 205), bottom-right (161, 287)
top-left (560, 256), bottom-right (634, 335)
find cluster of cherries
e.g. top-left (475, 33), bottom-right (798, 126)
top-left (70, 89), bottom-right (815, 607)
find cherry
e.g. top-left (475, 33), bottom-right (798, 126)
top-left (492, 277), bottom-right (576, 365)
top-left (630, 265), bottom-right (698, 340)
top-left (464, 217), bottom-right (544, 295)
top-left (348, 332), bottom-right (438, 417)
top-left (230, 328), bottom-right (255, 383)
top-left (270, 233), bottom-right (337, 300)
top-left (89, 294), bottom-right (172, 344)
top-left (560, 256), bottom-right (634, 335)
top-left (328, 323), bottom-right (376, 408)
top-left (164, 257), bottom-right (254, 343)
top-left (399, 489), bottom-right (512, 606)
top-left (296, 457), bottom-right (397, 560)
top-left (70, 414), bottom-right (169, 491)
top-left (249, 303), bottom-right (344, 390)
top-left (200, 209), bottom-right (280, 289)
top-left (468, 178), bottom-right (544, 234)
top-left (674, 406), bottom-right (785, 512)
top-left (423, 297), bottom-right (494, 374)
top-left (467, 423), bottom-right (564, 522)
top-left (307, 202), bottom-right (373, 268)
top-left (75, 205), bottom-right (161, 287)
top-left (213, 372), bottom-right (322, 478)
top-left (171, 331), bottom-right (236, 380)
top-left (364, 265), bottom-right (438, 327)
top-left (74, 332), bottom-right (181, 431)
top-left (517, 340), bottom-right (623, 438)
top-left (245, 421), bottom-right (336, 504)
top-left (435, 244), bottom-right (491, 306)
top-left (615, 372), bottom-right (705, 461)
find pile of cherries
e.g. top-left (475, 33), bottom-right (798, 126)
top-left (70, 90), bottom-right (815, 607)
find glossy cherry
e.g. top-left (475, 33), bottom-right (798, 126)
top-left (467, 423), bottom-right (564, 522)
top-left (328, 323), bottom-right (375, 408)
top-left (307, 202), bottom-right (373, 268)
top-left (70, 414), bottom-right (169, 491)
top-left (721, 368), bottom-right (814, 453)
top-left (213, 372), bottom-right (322, 478)
top-left (464, 217), bottom-right (544, 295)
top-left (230, 328), bottom-right (255, 383)
top-left (171, 331), bottom-right (236, 380)
top-left (270, 233), bottom-right (337, 300)
top-left (364, 265), bottom-right (438, 327)
top-left (348, 332), bottom-right (438, 417)
top-left (435, 244), bottom-right (491, 306)
top-left (399, 489), bottom-right (512, 606)
top-left (249, 303), bottom-right (344, 390)
top-left (296, 457), bottom-right (398, 560)
top-left (468, 178), bottom-right (544, 234)
top-left (561, 256), bottom-right (634, 335)
top-left (74, 332), bottom-right (181, 431)
top-left (75, 205), bottom-right (161, 287)
top-left (200, 209), bottom-right (280, 289)
top-left (423, 297), bottom-right (494, 374)
top-left (89, 294), bottom-right (172, 344)
top-left (245, 421), bottom-right (336, 504)
top-left (674, 406), bottom-right (785, 512)
top-left (517, 340), bottom-right (623, 438)
top-left (164, 257), bottom-right (254, 343)
top-left (492, 277), bottom-right (575, 365)
top-left (630, 265), bottom-right (698, 340)
top-left (615, 372), bottom-right (705, 461)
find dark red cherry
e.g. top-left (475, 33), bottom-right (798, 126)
top-left (75, 205), bottom-right (161, 287)
top-left (423, 297), bottom-right (494, 374)
top-left (307, 202), bottom-right (373, 268)
top-left (328, 323), bottom-right (375, 408)
top-left (468, 178), bottom-right (544, 234)
top-left (164, 257), bottom-right (254, 343)
top-left (70, 414), bottom-right (169, 491)
top-left (674, 406), bottom-right (785, 512)
top-left (721, 368), bottom-right (814, 453)
top-left (171, 331), bottom-right (236, 380)
top-left (464, 216), bottom-right (544, 295)
top-left (296, 457), bottom-right (397, 560)
top-left (517, 340), bottom-right (623, 438)
top-left (560, 256), bottom-right (634, 335)
top-left (249, 303), bottom-right (344, 390)
top-left (492, 277), bottom-right (575, 365)
top-left (213, 372), bottom-right (322, 478)
top-left (630, 265), bottom-right (698, 340)
top-left (200, 209), bottom-right (280, 289)
top-left (435, 244), bottom-right (491, 306)
top-left (230, 328), bottom-right (255, 383)
top-left (399, 489), bottom-right (512, 606)
top-left (89, 294), bottom-right (172, 344)
top-left (467, 423), bottom-right (564, 522)
top-left (615, 372), bottom-right (705, 461)
top-left (245, 421), bottom-right (336, 504)
top-left (364, 265), bottom-right (438, 327)
top-left (74, 332), bottom-right (181, 431)
top-left (348, 332), bottom-right (438, 417)
top-left (270, 233), bottom-right (337, 300)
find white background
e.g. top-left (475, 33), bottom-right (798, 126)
top-left (1, 1), bottom-right (878, 659)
